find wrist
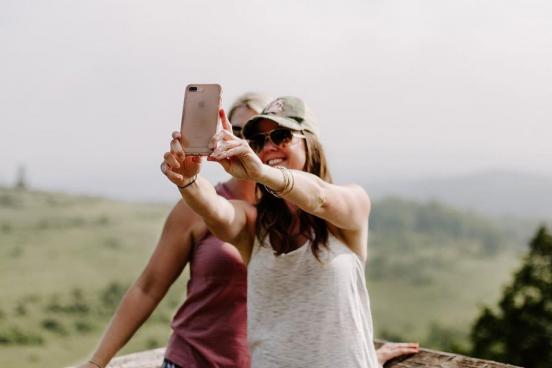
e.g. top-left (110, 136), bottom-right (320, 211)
top-left (88, 358), bottom-right (105, 368)
top-left (177, 174), bottom-right (198, 190)
top-left (261, 166), bottom-right (294, 197)
top-left (255, 164), bottom-right (273, 184)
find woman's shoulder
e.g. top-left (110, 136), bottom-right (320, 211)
top-left (340, 183), bottom-right (370, 200)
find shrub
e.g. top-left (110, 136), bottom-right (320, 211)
top-left (104, 237), bottom-right (121, 249)
top-left (99, 282), bottom-right (127, 312)
top-left (1, 222), bottom-right (12, 233)
top-left (96, 215), bottom-right (111, 226)
top-left (424, 321), bottom-right (468, 354)
top-left (41, 318), bottom-right (68, 335)
top-left (44, 290), bottom-right (90, 315)
top-left (15, 303), bottom-right (27, 316)
top-left (74, 319), bottom-right (95, 333)
top-left (145, 337), bottom-right (160, 349)
top-left (470, 226), bottom-right (552, 367)
top-left (0, 326), bottom-right (44, 345)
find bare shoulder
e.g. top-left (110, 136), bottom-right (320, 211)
top-left (330, 184), bottom-right (370, 261)
top-left (343, 183), bottom-right (370, 201)
top-left (337, 183), bottom-right (371, 213)
top-left (163, 199), bottom-right (206, 239)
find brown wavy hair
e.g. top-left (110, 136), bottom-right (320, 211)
top-left (255, 131), bottom-right (333, 260)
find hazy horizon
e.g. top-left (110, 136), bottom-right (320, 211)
top-left (2, 0), bottom-right (551, 202)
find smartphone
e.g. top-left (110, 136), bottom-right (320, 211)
top-left (180, 83), bottom-right (222, 155)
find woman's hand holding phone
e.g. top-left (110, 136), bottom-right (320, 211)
top-left (163, 106), bottom-right (264, 186)
top-left (208, 109), bottom-right (265, 181)
top-left (161, 131), bottom-right (202, 187)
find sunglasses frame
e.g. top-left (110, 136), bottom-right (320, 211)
top-left (246, 128), bottom-right (306, 152)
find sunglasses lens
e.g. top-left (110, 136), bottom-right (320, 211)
top-left (248, 135), bottom-right (266, 152)
top-left (247, 129), bottom-right (294, 152)
top-left (270, 129), bottom-right (293, 145)
top-left (232, 127), bottom-right (243, 138)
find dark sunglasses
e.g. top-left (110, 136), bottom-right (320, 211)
top-left (232, 126), bottom-right (243, 138)
top-left (247, 128), bottom-right (305, 152)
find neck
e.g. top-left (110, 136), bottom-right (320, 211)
top-left (224, 178), bottom-right (257, 204)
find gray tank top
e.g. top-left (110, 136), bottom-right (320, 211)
top-left (247, 234), bottom-right (381, 368)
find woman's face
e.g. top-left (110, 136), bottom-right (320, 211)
top-left (254, 119), bottom-right (307, 171)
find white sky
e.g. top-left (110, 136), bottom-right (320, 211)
top-left (1, 0), bottom-right (551, 202)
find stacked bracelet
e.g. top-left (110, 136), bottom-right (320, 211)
top-left (177, 175), bottom-right (198, 190)
top-left (264, 166), bottom-right (295, 198)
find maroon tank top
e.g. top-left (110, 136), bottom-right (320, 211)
top-left (164, 183), bottom-right (250, 368)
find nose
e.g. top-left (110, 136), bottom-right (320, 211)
top-left (259, 138), bottom-right (279, 156)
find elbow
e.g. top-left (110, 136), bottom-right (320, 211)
top-left (306, 186), bottom-right (328, 214)
top-left (204, 217), bottom-right (234, 243)
top-left (136, 276), bottom-right (155, 296)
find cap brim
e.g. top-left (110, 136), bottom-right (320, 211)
top-left (242, 114), bottom-right (303, 139)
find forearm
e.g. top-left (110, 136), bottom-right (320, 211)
top-left (177, 175), bottom-right (238, 241)
top-left (259, 166), bottom-right (327, 214)
top-left (89, 284), bottom-right (163, 367)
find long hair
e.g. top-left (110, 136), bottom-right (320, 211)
top-left (255, 131), bottom-right (333, 260)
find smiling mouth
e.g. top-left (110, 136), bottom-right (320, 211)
top-left (265, 158), bottom-right (285, 166)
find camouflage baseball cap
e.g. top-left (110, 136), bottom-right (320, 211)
top-left (242, 96), bottom-right (319, 139)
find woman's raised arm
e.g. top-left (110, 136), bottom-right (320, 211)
top-left (258, 167), bottom-right (370, 231)
top-left (161, 132), bottom-right (254, 248)
top-left (208, 110), bottom-right (370, 233)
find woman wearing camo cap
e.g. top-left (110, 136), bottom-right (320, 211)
top-left (162, 96), bottom-right (419, 367)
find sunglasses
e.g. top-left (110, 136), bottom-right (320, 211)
top-left (232, 126), bottom-right (243, 138)
top-left (247, 128), bottom-right (306, 152)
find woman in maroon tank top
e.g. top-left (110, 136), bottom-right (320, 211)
top-left (77, 93), bottom-right (272, 368)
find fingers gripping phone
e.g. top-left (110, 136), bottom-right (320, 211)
top-left (180, 84), bottom-right (221, 155)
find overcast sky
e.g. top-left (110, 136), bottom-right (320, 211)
top-left (1, 0), bottom-right (551, 202)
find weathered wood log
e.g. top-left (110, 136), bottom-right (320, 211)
top-left (89, 342), bottom-right (521, 368)
top-left (373, 341), bottom-right (521, 368)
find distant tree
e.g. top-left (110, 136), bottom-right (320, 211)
top-left (15, 165), bottom-right (28, 190)
top-left (470, 226), bottom-right (552, 367)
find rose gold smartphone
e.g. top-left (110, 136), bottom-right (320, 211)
top-left (180, 84), bottom-right (221, 155)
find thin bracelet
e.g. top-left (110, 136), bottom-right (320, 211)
top-left (177, 175), bottom-right (198, 190)
top-left (88, 360), bottom-right (104, 368)
top-left (264, 166), bottom-right (293, 197)
top-left (279, 168), bottom-right (295, 196)
top-left (263, 166), bottom-right (288, 197)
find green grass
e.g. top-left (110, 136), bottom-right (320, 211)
top-left (368, 249), bottom-right (521, 348)
top-left (0, 187), bottom-right (531, 367)
top-left (0, 188), bottom-right (186, 367)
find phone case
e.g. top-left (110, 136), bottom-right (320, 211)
top-left (180, 84), bottom-right (221, 155)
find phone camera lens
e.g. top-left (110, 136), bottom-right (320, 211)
top-left (189, 86), bottom-right (198, 92)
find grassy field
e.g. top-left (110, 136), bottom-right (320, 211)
top-left (0, 187), bottom-right (528, 367)
top-left (0, 188), bottom-right (185, 367)
top-left (368, 249), bottom-right (520, 348)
